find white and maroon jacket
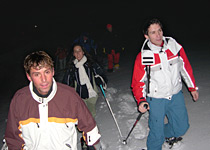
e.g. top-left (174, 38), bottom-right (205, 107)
top-left (5, 78), bottom-right (101, 150)
top-left (131, 36), bottom-right (197, 105)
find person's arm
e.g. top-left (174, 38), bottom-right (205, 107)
top-left (5, 93), bottom-right (25, 149)
top-left (179, 47), bottom-right (199, 101)
top-left (62, 68), bottom-right (75, 87)
top-left (92, 63), bottom-right (108, 89)
top-left (131, 53), bottom-right (147, 105)
top-left (76, 94), bottom-right (101, 148)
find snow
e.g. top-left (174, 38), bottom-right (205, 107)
top-left (1, 39), bottom-right (210, 150)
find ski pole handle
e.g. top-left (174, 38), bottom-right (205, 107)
top-left (138, 102), bottom-right (149, 114)
top-left (137, 104), bottom-right (148, 120)
top-left (143, 104), bottom-right (148, 109)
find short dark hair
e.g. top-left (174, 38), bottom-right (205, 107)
top-left (24, 51), bottom-right (54, 74)
top-left (143, 18), bottom-right (163, 35)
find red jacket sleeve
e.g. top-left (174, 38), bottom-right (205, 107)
top-left (131, 52), bottom-right (147, 105)
top-left (179, 47), bottom-right (197, 91)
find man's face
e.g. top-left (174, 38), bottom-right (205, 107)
top-left (144, 23), bottom-right (163, 47)
top-left (26, 66), bottom-right (54, 95)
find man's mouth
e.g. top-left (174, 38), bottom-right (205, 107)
top-left (41, 83), bottom-right (48, 88)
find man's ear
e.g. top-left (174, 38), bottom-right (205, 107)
top-left (144, 34), bottom-right (149, 39)
top-left (26, 73), bottom-right (32, 82)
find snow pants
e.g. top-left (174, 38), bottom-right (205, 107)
top-left (146, 91), bottom-right (189, 150)
top-left (83, 95), bottom-right (98, 118)
top-left (108, 49), bottom-right (120, 70)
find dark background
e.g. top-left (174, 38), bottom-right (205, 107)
top-left (0, 2), bottom-right (209, 98)
top-left (1, 2), bottom-right (209, 54)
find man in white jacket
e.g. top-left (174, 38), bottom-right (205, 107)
top-left (5, 51), bottom-right (101, 150)
top-left (131, 18), bottom-right (199, 150)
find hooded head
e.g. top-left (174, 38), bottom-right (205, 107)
top-left (106, 24), bottom-right (112, 32)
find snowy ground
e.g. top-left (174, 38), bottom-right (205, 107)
top-left (1, 39), bottom-right (210, 150)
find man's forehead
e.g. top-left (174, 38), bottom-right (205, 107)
top-left (31, 64), bottom-right (52, 71)
top-left (149, 24), bottom-right (161, 30)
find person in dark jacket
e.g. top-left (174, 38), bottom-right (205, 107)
top-left (63, 43), bottom-right (107, 118)
top-left (103, 24), bottom-right (124, 72)
top-left (63, 44), bottom-right (107, 149)
top-left (72, 32), bottom-right (98, 60)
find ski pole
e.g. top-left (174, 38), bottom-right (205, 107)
top-left (99, 85), bottom-right (123, 139)
top-left (122, 104), bottom-right (148, 145)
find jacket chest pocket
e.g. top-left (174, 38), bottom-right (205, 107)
top-left (168, 57), bottom-right (181, 70)
top-left (150, 64), bottom-right (162, 74)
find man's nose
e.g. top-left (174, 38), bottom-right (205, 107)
top-left (41, 74), bottom-right (46, 82)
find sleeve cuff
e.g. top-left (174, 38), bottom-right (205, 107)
top-left (137, 97), bottom-right (147, 106)
top-left (189, 87), bottom-right (198, 92)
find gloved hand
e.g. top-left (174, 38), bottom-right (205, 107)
top-left (95, 75), bottom-right (107, 90)
top-left (87, 142), bottom-right (102, 150)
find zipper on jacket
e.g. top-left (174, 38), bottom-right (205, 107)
top-left (36, 123), bottom-right (40, 128)
top-left (65, 143), bottom-right (71, 149)
top-left (65, 123), bottom-right (69, 128)
top-left (89, 136), bottom-right (91, 143)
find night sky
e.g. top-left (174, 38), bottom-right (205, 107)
top-left (0, 2), bottom-right (209, 55)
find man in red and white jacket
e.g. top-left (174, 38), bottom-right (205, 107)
top-left (131, 18), bottom-right (199, 150)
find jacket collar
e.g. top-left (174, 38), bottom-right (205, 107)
top-left (142, 36), bottom-right (181, 55)
top-left (29, 78), bottom-right (57, 103)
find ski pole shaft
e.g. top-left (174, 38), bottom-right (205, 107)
top-left (100, 85), bottom-right (123, 138)
top-left (123, 104), bottom-right (148, 144)
top-left (124, 113), bottom-right (143, 142)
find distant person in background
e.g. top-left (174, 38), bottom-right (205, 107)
top-left (54, 45), bottom-right (68, 82)
top-left (73, 32), bottom-right (98, 60)
top-left (4, 51), bottom-right (102, 150)
top-left (103, 24), bottom-right (124, 72)
top-left (55, 44), bottom-right (68, 71)
top-left (131, 18), bottom-right (199, 150)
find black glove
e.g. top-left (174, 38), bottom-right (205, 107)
top-left (87, 142), bottom-right (102, 150)
top-left (95, 75), bottom-right (107, 90)
top-left (95, 76), bottom-right (103, 86)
